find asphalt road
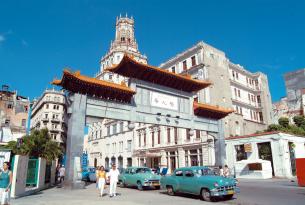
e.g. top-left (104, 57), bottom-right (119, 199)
top-left (12, 178), bottom-right (305, 205)
top-left (228, 178), bottom-right (305, 205)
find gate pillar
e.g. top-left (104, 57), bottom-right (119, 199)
top-left (65, 93), bottom-right (87, 188)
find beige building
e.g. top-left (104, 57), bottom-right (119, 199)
top-left (159, 42), bottom-right (273, 138)
top-left (30, 89), bottom-right (67, 145)
top-left (0, 85), bottom-right (30, 143)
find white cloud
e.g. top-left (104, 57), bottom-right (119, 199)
top-left (0, 35), bottom-right (5, 43)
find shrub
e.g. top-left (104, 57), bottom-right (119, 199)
top-left (278, 117), bottom-right (289, 128)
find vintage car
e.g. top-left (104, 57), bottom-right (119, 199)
top-left (81, 167), bottom-right (96, 182)
top-left (160, 166), bottom-right (239, 202)
top-left (118, 167), bottom-right (161, 190)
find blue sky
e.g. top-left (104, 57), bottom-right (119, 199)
top-left (1, 0), bottom-right (304, 102)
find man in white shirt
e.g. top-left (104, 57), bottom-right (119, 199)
top-left (108, 164), bottom-right (120, 197)
top-left (59, 165), bottom-right (65, 183)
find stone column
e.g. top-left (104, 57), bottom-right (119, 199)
top-left (64, 93), bottom-right (87, 189)
top-left (160, 150), bottom-right (167, 168)
top-left (178, 147), bottom-right (185, 168)
top-left (214, 120), bottom-right (226, 166)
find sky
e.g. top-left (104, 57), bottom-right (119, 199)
top-left (1, 0), bottom-right (305, 102)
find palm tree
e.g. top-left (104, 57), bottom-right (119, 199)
top-left (5, 129), bottom-right (63, 162)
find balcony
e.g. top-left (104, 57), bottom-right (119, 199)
top-left (41, 118), bottom-right (49, 122)
top-left (231, 98), bottom-right (262, 109)
top-left (51, 118), bottom-right (61, 123)
top-left (230, 78), bottom-right (261, 92)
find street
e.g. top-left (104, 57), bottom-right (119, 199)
top-left (229, 179), bottom-right (305, 205)
top-left (12, 179), bottom-right (305, 205)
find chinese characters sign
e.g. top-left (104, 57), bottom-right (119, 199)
top-left (150, 91), bottom-right (178, 111)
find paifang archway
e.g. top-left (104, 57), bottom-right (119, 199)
top-left (52, 55), bottom-right (232, 188)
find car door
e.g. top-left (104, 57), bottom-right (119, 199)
top-left (172, 170), bottom-right (184, 192)
top-left (124, 168), bottom-right (131, 185)
top-left (181, 170), bottom-right (198, 194)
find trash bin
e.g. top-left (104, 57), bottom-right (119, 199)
top-left (296, 158), bottom-right (305, 187)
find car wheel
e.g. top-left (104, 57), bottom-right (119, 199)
top-left (224, 194), bottom-right (234, 200)
top-left (137, 181), bottom-right (143, 191)
top-left (201, 189), bottom-right (212, 202)
top-left (166, 186), bottom-right (175, 196)
top-left (119, 180), bottom-right (126, 188)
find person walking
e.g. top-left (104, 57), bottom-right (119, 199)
top-left (219, 165), bottom-right (224, 177)
top-left (59, 165), bottom-right (65, 183)
top-left (95, 166), bottom-right (100, 188)
top-left (0, 162), bottom-right (13, 205)
top-left (108, 164), bottom-right (120, 198)
top-left (97, 166), bottom-right (107, 197)
top-left (223, 165), bottom-right (231, 178)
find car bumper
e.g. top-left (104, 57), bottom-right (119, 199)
top-left (143, 181), bottom-right (160, 187)
top-left (210, 187), bottom-right (240, 196)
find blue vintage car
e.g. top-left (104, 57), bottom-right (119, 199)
top-left (81, 167), bottom-right (96, 182)
top-left (160, 166), bottom-right (239, 202)
top-left (119, 167), bottom-right (161, 190)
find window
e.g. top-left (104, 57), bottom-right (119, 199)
top-left (259, 112), bottom-right (264, 122)
top-left (191, 56), bottom-right (196, 66)
top-left (175, 170), bottom-right (183, 177)
top-left (21, 119), bottom-right (26, 127)
top-left (109, 74), bottom-right (113, 80)
top-left (139, 134), bottom-right (141, 147)
top-left (46, 104), bottom-right (49, 109)
top-left (182, 60), bottom-right (187, 71)
top-left (5, 119), bottom-right (10, 125)
top-left (106, 144), bottom-right (110, 154)
top-left (186, 128), bottom-right (191, 141)
top-left (236, 72), bottom-right (239, 79)
top-left (120, 122), bottom-right (124, 133)
top-left (257, 95), bottom-right (261, 104)
top-left (171, 66), bottom-right (176, 73)
top-left (112, 123), bottom-right (117, 135)
top-left (167, 128), bottom-right (171, 143)
top-left (174, 127), bottom-right (178, 144)
top-left (238, 90), bottom-right (241, 97)
top-left (157, 129), bottom-right (161, 144)
top-left (234, 88), bottom-right (237, 97)
top-left (127, 140), bottom-right (132, 152)
top-left (185, 170), bottom-right (194, 177)
top-left (7, 104), bottom-right (12, 109)
top-left (144, 132), bottom-right (146, 146)
top-left (235, 145), bottom-right (247, 161)
top-left (248, 93), bottom-right (251, 101)
top-left (119, 141), bottom-right (123, 153)
top-left (232, 70), bottom-right (235, 78)
top-left (196, 130), bottom-right (200, 139)
top-left (107, 126), bottom-right (110, 136)
top-left (151, 131), bottom-right (154, 147)
top-left (45, 114), bottom-right (48, 119)
top-left (121, 37), bottom-right (125, 42)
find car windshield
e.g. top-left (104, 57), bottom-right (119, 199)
top-left (194, 168), bottom-right (217, 176)
top-left (136, 168), bottom-right (151, 173)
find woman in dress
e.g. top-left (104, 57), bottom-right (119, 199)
top-left (0, 162), bottom-right (13, 205)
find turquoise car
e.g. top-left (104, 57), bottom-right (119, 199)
top-left (118, 167), bottom-right (161, 190)
top-left (160, 166), bottom-right (239, 202)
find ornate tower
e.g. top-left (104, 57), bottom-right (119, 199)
top-left (97, 14), bottom-right (147, 81)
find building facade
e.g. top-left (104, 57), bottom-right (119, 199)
top-left (273, 68), bottom-right (305, 122)
top-left (30, 89), bottom-right (67, 145)
top-left (0, 85), bottom-right (30, 143)
top-left (86, 16), bottom-right (234, 173)
top-left (159, 42), bottom-right (273, 138)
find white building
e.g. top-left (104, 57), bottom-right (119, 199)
top-left (30, 89), bottom-right (67, 145)
top-left (225, 131), bottom-right (305, 178)
top-left (159, 42), bottom-right (273, 138)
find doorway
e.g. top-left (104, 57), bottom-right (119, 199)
top-left (257, 142), bottom-right (274, 176)
top-left (288, 142), bottom-right (296, 176)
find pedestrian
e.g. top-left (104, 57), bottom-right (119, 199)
top-left (59, 165), bottom-right (65, 183)
top-left (0, 162), bottom-right (13, 205)
top-left (97, 166), bottom-right (107, 197)
top-left (95, 166), bottom-right (100, 188)
top-left (108, 164), bottom-right (120, 198)
top-left (55, 164), bottom-right (61, 184)
top-left (223, 165), bottom-right (230, 178)
top-left (219, 165), bottom-right (224, 177)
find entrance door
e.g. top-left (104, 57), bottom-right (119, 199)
top-left (94, 158), bottom-right (97, 168)
top-left (118, 156), bottom-right (123, 169)
top-left (170, 157), bottom-right (176, 172)
top-left (257, 142), bottom-right (274, 176)
top-left (26, 158), bottom-right (39, 186)
top-left (127, 158), bottom-right (132, 167)
top-left (288, 142), bottom-right (296, 176)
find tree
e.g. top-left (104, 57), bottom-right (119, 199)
top-left (5, 129), bottom-right (63, 162)
top-left (267, 124), bottom-right (282, 131)
top-left (293, 115), bottom-right (305, 127)
top-left (278, 117), bottom-right (289, 128)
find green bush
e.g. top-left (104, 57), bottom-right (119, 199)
top-left (278, 117), bottom-right (289, 128)
top-left (293, 115), bottom-right (305, 127)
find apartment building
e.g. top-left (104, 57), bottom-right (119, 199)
top-left (30, 89), bottom-right (67, 145)
top-left (159, 41), bottom-right (273, 138)
top-left (0, 85), bottom-right (30, 143)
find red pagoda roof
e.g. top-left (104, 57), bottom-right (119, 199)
top-left (52, 69), bottom-right (135, 103)
top-left (193, 101), bottom-right (233, 119)
top-left (105, 54), bottom-right (211, 92)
